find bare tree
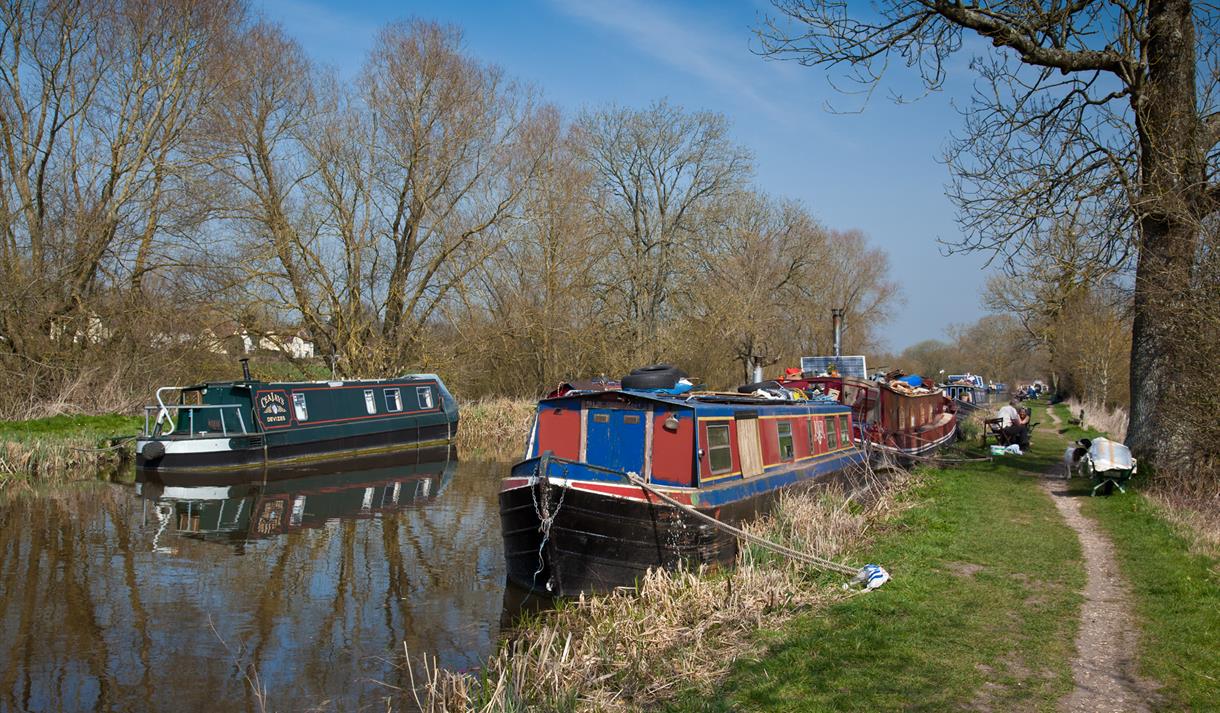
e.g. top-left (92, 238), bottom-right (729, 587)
top-left (576, 101), bottom-right (751, 365)
top-left (0, 0), bottom-right (242, 412)
top-left (759, 1), bottom-right (1220, 464)
top-left (362, 20), bottom-right (550, 368)
top-left (212, 19), bottom-right (551, 375)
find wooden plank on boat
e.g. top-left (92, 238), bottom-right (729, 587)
top-left (736, 417), bottom-right (764, 477)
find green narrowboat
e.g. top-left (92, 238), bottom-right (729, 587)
top-left (136, 361), bottom-right (459, 472)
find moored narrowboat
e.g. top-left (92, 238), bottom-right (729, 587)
top-left (775, 368), bottom-right (957, 462)
top-left (942, 373), bottom-right (992, 416)
top-left (136, 361), bottom-right (458, 472)
top-left (499, 372), bottom-right (865, 596)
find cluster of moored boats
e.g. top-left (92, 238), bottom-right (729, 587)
top-left (135, 351), bottom-right (1005, 596)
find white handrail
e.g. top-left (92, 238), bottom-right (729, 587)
top-left (154, 386), bottom-right (187, 434)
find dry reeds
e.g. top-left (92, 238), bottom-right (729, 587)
top-left (455, 398), bottom-right (536, 460)
top-left (0, 438), bottom-right (132, 485)
top-left (1064, 397), bottom-right (1129, 442)
top-left (404, 462), bottom-right (920, 712)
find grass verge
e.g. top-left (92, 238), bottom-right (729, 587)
top-left (0, 413), bottom-right (141, 486)
top-left (669, 417), bottom-right (1085, 712)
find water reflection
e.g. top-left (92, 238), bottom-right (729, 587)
top-left (0, 449), bottom-right (509, 713)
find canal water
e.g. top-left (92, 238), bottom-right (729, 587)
top-left (0, 449), bottom-right (525, 712)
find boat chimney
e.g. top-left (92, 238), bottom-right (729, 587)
top-left (832, 309), bottom-right (844, 358)
top-left (240, 358), bottom-right (252, 382)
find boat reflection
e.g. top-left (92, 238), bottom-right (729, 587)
top-left (135, 445), bottom-right (457, 548)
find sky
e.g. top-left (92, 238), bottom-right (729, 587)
top-left (254, 0), bottom-right (998, 352)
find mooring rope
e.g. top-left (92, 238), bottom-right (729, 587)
top-left (623, 471), bottom-right (861, 577)
top-left (66, 435), bottom-right (137, 453)
top-left (529, 457), bottom-right (569, 590)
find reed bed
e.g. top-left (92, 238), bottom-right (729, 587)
top-left (455, 398), bottom-right (536, 460)
top-left (0, 437), bottom-right (133, 486)
top-left (403, 463), bottom-right (920, 712)
top-left (1063, 397), bottom-right (1129, 442)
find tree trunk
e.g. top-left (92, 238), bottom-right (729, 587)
top-left (1126, 0), bottom-right (1203, 463)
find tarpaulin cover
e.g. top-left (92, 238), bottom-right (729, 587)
top-left (1088, 437), bottom-right (1135, 473)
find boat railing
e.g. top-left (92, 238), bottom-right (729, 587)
top-left (143, 403), bottom-right (250, 438)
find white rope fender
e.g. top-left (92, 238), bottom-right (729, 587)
top-left (624, 471), bottom-right (888, 589)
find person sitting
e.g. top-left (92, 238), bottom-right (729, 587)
top-left (997, 399), bottom-right (1031, 449)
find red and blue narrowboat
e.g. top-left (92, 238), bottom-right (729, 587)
top-left (136, 360), bottom-right (459, 473)
top-left (499, 370), bottom-right (864, 596)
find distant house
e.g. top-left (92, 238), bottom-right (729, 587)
top-left (50, 312), bottom-right (111, 345)
top-left (257, 332), bottom-right (315, 359)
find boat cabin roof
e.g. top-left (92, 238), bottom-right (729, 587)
top-left (179, 374), bottom-right (442, 392)
top-left (540, 388), bottom-right (851, 416)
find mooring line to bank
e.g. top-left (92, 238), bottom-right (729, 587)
top-left (624, 471), bottom-right (867, 579)
top-left (66, 434), bottom-right (137, 453)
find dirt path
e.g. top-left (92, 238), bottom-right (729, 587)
top-left (1038, 405), bottom-right (1158, 712)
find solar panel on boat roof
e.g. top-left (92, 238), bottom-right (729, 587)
top-left (800, 355), bottom-right (868, 379)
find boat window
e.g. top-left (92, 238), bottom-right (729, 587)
top-left (839, 414), bottom-right (851, 447)
top-left (593, 413), bottom-right (610, 423)
top-left (808, 417), bottom-right (817, 453)
top-left (364, 389), bottom-right (377, 415)
top-left (623, 414), bottom-right (640, 424)
top-left (707, 424), bottom-right (733, 474)
top-left (826, 416), bottom-right (839, 449)
top-left (777, 421), bottom-right (794, 461)
top-left (292, 392), bottom-right (308, 421)
top-left (416, 385), bottom-right (434, 409)
top-left (385, 388), bottom-right (402, 412)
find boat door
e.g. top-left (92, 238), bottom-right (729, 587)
top-left (735, 413), bottom-right (764, 477)
top-left (585, 407), bottom-right (647, 475)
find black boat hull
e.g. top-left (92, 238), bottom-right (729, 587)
top-left (136, 420), bottom-right (456, 474)
top-left (500, 477), bottom-right (822, 597)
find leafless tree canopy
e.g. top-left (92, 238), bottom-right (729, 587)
top-left (0, 8), bottom-right (901, 416)
top-left (760, 1), bottom-right (1220, 470)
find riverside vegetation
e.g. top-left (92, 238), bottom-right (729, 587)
top-left (0, 399), bottom-right (536, 487)
top-left (390, 400), bottom-right (1218, 712)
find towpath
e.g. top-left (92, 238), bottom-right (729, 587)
top-left (1037, 407), bottom-right (1159, 712)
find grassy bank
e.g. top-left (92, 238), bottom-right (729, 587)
top-left (1050, 403), bottom-right (1220, 710)
top-left (0, 413), bottom-right (141, 485)
top-left (407, 465), bottom-right (922, 712)
top-left (669, 418), bottom-right (1085, 712)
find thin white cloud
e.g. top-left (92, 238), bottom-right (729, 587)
top-left (548, 0), bottom-right (790, 119)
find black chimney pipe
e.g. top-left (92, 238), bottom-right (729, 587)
top-left (240, 358), bottom-right (252, 382)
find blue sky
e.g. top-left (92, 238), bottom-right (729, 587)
top-left (254, 0), bottom-right (997, 352)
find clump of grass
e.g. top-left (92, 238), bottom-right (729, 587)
top-left (455, 398), bottom-right (535, 460)
top-left (404, 463), bottom-right (919, 712)
top-left (955, 410), bottom-right (986, 443)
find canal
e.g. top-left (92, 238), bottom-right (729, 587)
top-left (0, 449), bottom-right (521, 712)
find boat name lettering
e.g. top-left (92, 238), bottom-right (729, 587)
top-left (259, 392), bottom-right (290, 424)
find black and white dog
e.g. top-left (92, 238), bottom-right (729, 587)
top-left (1062, 438), bottom-right (1092, 479)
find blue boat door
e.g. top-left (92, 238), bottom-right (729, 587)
top-left (585, 408), bottom-right (647, 475)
